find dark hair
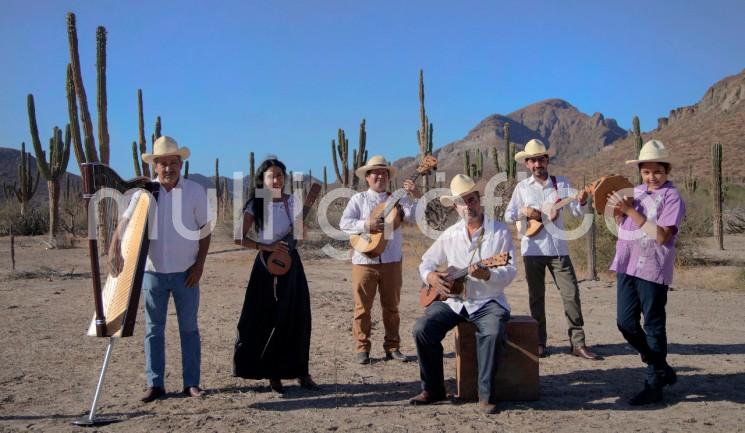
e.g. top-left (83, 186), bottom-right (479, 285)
top-left (244, 158), bottom-right (287, 232)
top-left (638, 161), bottom-right (671, 174)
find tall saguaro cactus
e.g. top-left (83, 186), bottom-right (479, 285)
top-left (464, 150), bottom-right (471, 177)
top-left (3, 143), bottom-right (40, 216)
top-left (67, 12), bottom-right (99, 165)
top-left (712, 143), bottom-right (723, 250)
top-left (96, 26), bottom-right (109, 164)
top-left (632, 116), bottom-right (643, 185)
top-left (215, 158), bottom-right (222, 219)
top-left (184, 160), bottom-right (189, 178)
top-left (417, 70), bottom-right (434, 191)
top-left (66, 64), bottom-right (86, 172)
top-left (352, 119), bottom-right (368, 189)
top-left (503, 123), bottom-right (513, 179)
top-left (28, 94), bottom-right (71, 241)
top-left (323, 166), bottom-right (328, 193)
top-left (137, 89), bottom-right (151, 177)
top-left (331, 128), bottom-right (350, 187)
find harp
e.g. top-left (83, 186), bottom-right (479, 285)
top-left (75, 162), bottom-right (158, 426)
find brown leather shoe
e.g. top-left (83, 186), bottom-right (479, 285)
top-left (571, 345), bottom-right (603, 360)
top-left (141, 387), bottom-right (165, 403)
top-left (409, 390), bottom-right (448, 405)
top-left (183, 386), bottom-right (205, 397)
top-left (479, 400), bottom-right (499, 414)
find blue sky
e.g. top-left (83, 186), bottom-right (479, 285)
top-left (2, 0), bottom-right (744, 179)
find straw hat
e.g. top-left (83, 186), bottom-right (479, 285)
top-left (354, 155), bottom-right (397, 177)
top-left (142, 136), bottom-right (191, 164)
top-left (514, 138), bottom-right (556, 162)
top-left (625, 139), bottom-right (671, 165)
top-left (440, 174), bottom-right (478, 207)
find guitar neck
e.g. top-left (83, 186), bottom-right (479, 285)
top-left (449, 262), bottom-right (488, 280)
top-left (382, 171), bottom-right (423, 217)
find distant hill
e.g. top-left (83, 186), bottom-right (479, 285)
top-left (393, 68), bottom-right (745, 186)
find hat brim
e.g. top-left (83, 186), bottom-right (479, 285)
top-left (142, 147), bottom-right (191, 164)
top-left (625, 157), bottom-right (671, 165)
top-left (439, 186), bottom-right (478, 207)
top-left (514, 146), bottom-right (556, 162)
top-left (355, 164), bottom-right (397, 178)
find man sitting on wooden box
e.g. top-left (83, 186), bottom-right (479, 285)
top-left (410, 174), bottom-right (517, 414)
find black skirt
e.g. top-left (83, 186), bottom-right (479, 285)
top-left (233, 249), bottom-right (311, 379)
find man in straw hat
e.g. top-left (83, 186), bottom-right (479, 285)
top-left (340, 155), bottom-right (421, 364)
top-left (110, 136), bottom-right (213, 402)
top-left (504, 139), bottom-right (602, 360)
top-left (608, 139), bottom-right (684, 405)
top-left (410, 174), bottom-right (516, 414)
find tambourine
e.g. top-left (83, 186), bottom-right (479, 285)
top-left (586, 175), bottom-right (634, 214)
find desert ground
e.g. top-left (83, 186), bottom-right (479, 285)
top-left (1, 230), bottom-right (744, 433)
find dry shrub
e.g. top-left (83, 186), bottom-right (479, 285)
top-left (0, 204), bottom-right (48, 236)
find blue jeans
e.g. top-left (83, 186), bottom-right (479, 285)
top-left (413, 300), bottom-right (509, 403)
top-left (143, 271), bottom-right (201, 388)
top-left (616, 273), bottom-right (669, 387)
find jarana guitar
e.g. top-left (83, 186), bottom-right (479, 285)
top-left (419, 252), bottom-right (511, 307)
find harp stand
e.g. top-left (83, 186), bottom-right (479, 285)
top-left (72, 337), bottom-right (119, 427)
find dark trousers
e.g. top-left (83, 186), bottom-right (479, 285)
top-left (523, 255), bottom-right (586, 347)
top-left (616, 273), bottom-right (669, 387)
top-left (412, 300), bottom-right (509, 403)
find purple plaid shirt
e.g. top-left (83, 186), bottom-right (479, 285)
top-left (610, 181), bottom-right (685, 285)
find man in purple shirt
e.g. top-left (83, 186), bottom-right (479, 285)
top-left (609, 140), bottom-right (686, 405)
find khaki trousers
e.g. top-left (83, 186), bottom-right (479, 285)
top-left (351, 262), bottom-right (402, 353)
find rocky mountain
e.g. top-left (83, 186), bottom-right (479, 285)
top-left (395, 68), bottom-right (745, 186)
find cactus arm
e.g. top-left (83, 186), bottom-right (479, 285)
top-left (96, 26), bottom-right (109, 165)
top-left (66, 64), bottom-right (86, 168)
top-left (27, 94), bottom-right (52, 180)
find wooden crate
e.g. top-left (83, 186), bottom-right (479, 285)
top-left (454, 315), bottom-right (539, 401)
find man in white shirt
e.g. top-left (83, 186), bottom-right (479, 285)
top-left (110, 136), bottom-right (213, 402)
top-left (504, 139), bottom-right (601, 360)
top-left (340, 155), bottom-right (420, 364)
top-left (411, 174), bottom-right (517, 414)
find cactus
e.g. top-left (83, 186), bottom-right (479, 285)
top-left (510, 142), bottom-right (517, 179)
top-left (503, 123), bottom-right (512, 179)
top-left (137, 89), bottom-right (151, 177)
top-left (67, 12), bottom-right (99, 164)
top-left (584, 174), bottom-right (598, 280)
top-left (131, 142), bottom-right (141, 176)
top-left (184, 160), bottom-right (189, 179)
top-left (477, 150), bottom-right (484, 179)
top-left (684, 162), bottom-right (698, 194)
top-left (712, 143), bottom-right (723, 250)
top-left (249, 151), bottom-right (255, 192)
top-left (66, 64), bottom-right (85, 171)
top-left (323, 166), bottom-right (328, 193)
top-left (215, 158), bottom-right (221, 218)
top-left (3, 143), bottom-right (40, 216)
top-left (28, 94), bottom-right (72, 241)
top-left (352, 119), bottom-right (367, 189)
top-left (632, 116), bottom-right (643, 185)
top-left (95, 26), bottom-right (109, 164)
top-left (417, 70), bottom-right (434, 191)
top-left (331, 128), bottom-right (350, 187)
top-left (464, 150), bottom-right (471, 176)
top-left (491, 144), bottom-right (500, 174)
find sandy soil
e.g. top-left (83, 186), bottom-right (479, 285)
top-left (0, 233), bottom-right (744, 433)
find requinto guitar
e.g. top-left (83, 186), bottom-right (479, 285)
top-left (349, 155), bottom-right (437, 257)
top-left (419, 252), bottom-right (511, 307)
top-left (265, 183), bottom-right (322, 276)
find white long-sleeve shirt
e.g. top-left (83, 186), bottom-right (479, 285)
top-left (504, 174), bottom-right (584, 257)
top-left (339, 189), bottom-right (416, 265)
top-left (418, 217), bottom-right (516, 315)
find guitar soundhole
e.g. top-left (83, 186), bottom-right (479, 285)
top-left (271, 259), bottom-right (287, 268)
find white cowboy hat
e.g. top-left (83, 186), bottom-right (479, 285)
top-left (514, 138), bottom-right (556, 162)
top-left (440, 174), bottom-right (478, 207)
top-left (354, 155), bottom-right (398, 178)
top-left (625, 139), bottom-right (671, 165)
top-left (142, 136), bottom-right (190, 164)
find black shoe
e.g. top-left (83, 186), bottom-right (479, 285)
top-left (298, 375), bottom-right (321, 390)
top-left (141, 387), bottom-right (166, 403)
top-left (659, 365), bottom-right (677, 387)
top-left (385, 349), bottom-right (408, 362)
top-left (356, 351), bottom-right (370, 364)
top-left (628, 384), bottom-right (663, 406)
top-left (269, 378), bottom-right (284, 393)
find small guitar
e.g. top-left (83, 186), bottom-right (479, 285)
top-left (519, 175), bottom-right (633, 237)
top-left (419, 252), bottom-right (511, 308)
top-left (265, 183), bottom-right (322, 276)
top-left (349, 155), bottom-right (437, 257)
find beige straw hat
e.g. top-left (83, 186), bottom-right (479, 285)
top-left (142, 136), bottom-right (191, 164)
top-left (514, 138), bottom-right (556, 162)
top-left (440, 174), bottom-right (478, 207)
top-left (625, 139), bottom-right (671, 165)
top-left (354, 155), bottom-right (398, 178)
